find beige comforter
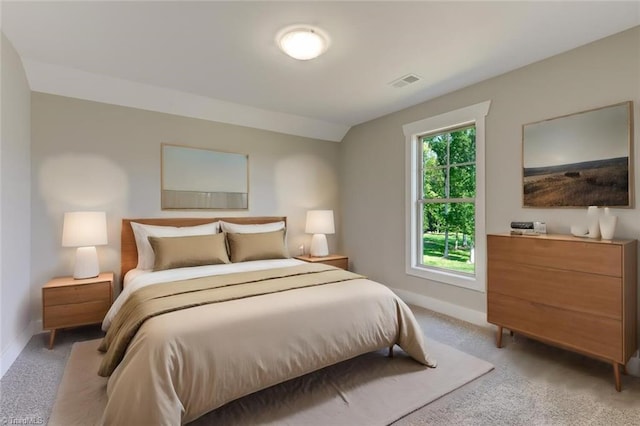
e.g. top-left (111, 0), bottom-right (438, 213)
top-left (101, 264), bottom-right (435, 425)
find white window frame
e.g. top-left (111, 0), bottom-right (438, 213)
top-left (403, 101), bottom-right (491, 292)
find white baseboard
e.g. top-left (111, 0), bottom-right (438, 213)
top-left (390, 287), bottom-right (490, 329)
top-left (0, 320), bottom-right (38, 379)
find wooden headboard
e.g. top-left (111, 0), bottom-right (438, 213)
top-left (121, 217), bottom-right (287, 279)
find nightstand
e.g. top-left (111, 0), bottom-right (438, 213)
top-left (42, 272), bottom-right (114, 349)
top-left (295, 254), bottom-right (348, 270)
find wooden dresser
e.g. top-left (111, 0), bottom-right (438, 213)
top-left (487, 233), bottom-right (637, 391)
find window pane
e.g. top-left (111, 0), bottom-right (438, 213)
top-left (449, 165), bottom-right (476, 198)
top-left (421, 202), bottom-right (475, 275)
top-left (449, 128), bottom-right (476, 164)
top-left (423, 166), bottom-right (446, 199)
top-left (423, 136), bottom-right (448, 166)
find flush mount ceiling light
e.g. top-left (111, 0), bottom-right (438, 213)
top-left (276, 25), bottom-right (330, 61)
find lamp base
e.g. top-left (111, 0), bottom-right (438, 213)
top-left (309, 234), bottom-right (329, 257)
top-left (74, 246), bottom-right (100, 279)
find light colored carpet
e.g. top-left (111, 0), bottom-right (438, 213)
top-left (48, 338), bottom-right (493, 425)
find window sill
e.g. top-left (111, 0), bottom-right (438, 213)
top-left (406, 264), bottom-right (485, 292)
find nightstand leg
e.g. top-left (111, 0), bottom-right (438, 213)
top-left (496, 326), bottom-right (503, 348)
top-left (48, 329), bottom-right (56, 350)
top-left (388, 345), bottom-right (394, 358)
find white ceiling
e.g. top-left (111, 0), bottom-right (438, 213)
top-left (2, 1), bottom-right (639, 141)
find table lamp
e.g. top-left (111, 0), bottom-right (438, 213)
top-left (62, 211), bottom-right (108, 279)
top-left (305, 210), bottom-right (335, 257)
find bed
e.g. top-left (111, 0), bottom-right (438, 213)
top-left (99, 217), bottom-right (436, 425)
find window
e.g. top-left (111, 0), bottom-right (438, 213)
top-left (403, 101), bottom-right (491, 291)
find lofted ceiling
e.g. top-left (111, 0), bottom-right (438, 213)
top-left (2, 1), bottom-right (639, 141)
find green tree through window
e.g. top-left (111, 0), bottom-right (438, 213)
top-left (420, 126), bottom-right (476, 274)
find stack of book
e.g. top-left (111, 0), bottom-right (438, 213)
top-left (510, 221), bottom-right (539, 235)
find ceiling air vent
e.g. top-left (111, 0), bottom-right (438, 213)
top-left (389, 73), bottom-right (422, 88)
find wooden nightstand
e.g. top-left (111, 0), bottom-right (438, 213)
top-left (42, 272), bottom-right (114, 349)
top-left (295, 254), bottom-right (348, 270)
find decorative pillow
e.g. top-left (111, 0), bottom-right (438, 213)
top-left (226, 230), bottom-right (289, 263)
top-left (149, 233), bottom-right (230, 271)
top-left (220, 220), bottom-right (285, 234)
top-left (131, 221), bottom-right (220, 270)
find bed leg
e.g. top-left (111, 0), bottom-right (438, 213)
top-left (388, 345), bottom-right (394, 358)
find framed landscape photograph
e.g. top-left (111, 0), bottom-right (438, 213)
top-left (522, 101), bottom-right (634, 208)
top-left (161, 144), bottom-right (249, 210)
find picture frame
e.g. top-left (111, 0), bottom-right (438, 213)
top-left (161, 143), bottom-right (249, 210)
top-left (522, 101), bottom-right (634, 208)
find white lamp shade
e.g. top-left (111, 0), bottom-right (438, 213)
top-left (305, 210), bottom-right (335, 234)
top-left (306, 210), bottom-right (334, 257)
top-left (62, 211), bottom-right (108, 247)
top-left (62, 211), bottom-right (107, 279)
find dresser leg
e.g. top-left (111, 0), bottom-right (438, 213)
top-left (612, 362), bottom-right (621, 392)
top-left (48, 329), bottom-right (56, 350)
top-left (496, 326), bottom-right (503, 348)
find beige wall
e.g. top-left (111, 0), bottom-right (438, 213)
top-left (30, 94), bottom-right (341, 319)
top-left (340, 27), bottom-right (640, 320)
top-left (1, 33), bottom-right (32, 376)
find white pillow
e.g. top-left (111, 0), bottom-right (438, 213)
top-left (130, 221), bottom-right (220, 270)
top-left (220, 220), bottom-right (285, 234)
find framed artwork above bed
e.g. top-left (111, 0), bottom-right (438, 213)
top-left (161, 143), bottom-right (249, 210)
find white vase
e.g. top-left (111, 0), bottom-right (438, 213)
top-left (599, 213), bottom-right (618, 240)
top-left (587, 206), bottom-right (600, 239)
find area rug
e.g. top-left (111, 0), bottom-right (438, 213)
top-left (48, 338), bottom-right (493, 425)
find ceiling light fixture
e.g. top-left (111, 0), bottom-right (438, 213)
top-left (276, 25), bottom-right (330, 61)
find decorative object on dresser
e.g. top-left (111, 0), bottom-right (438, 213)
top-left (305, 210), bottom-right (335, 257)
top-left (570, 224), bottom-right (589, 237)
top-left (294, 254), bottom-right (348, 270)
top-left (599, 207), bottom-right (618, 240)
top-left (42, 272), bottom-right (114, 349)
top-left (509, 221), bottom-right (547, 235)
top-left (61, 211), bottom-right (108, 279)
top-left (586, 205), bottom-right (601, 238)
top-left (487, 233), bottom-right (637, 391)
top-left (509, 221), bottom-right (538, 236)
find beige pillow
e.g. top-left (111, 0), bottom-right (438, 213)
top-left (149, 233), bottom-right (230, 271)
top-left (131, 221), bottom-right (220, 270)
top-left (226, 230), bottom-right (289, 263)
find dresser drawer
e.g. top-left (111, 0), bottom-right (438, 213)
top-left (488, 293), bottom-right (622, 362)
top-left (488, 260), bottom-right (622, 319)
top-left (43, 300), bottom-right (110, 329)
top-left (43, 280), bottom-right (111, 306)
top-left (488, 235), bottom-right (621, 277)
